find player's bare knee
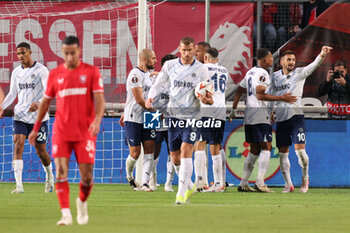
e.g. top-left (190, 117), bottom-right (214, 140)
top-left (81, 176), bottom-right (93, 185)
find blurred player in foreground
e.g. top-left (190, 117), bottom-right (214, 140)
top-left (0, 42), bottom-right (54, 194)
top-left (270, 46), bottom-right (332, 193)
top-left (29, 36), bottom-right (105, 226)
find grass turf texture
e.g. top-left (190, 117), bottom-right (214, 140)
top-left (0, 183), bottom-right (349, 233)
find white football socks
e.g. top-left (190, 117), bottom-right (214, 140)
top-left (177, 158), bottom-right (193, 198)
top-left (194, 150), bottom-right (206, 184)
top-left (256, 150), bottom-right (271, 186)
top-left (125, 155), bottom-right (136, 180)
top-left (165, 155), bottom-right (175, 184)
top-left (142, 153), bottom-right (154, 185)
top-left (295, 149), bottom-right (309, 179)
top-left (240, 152), bottom-right (258, 186)
top-left (13, 160), bottom-right (23, 189)
top-left (212, 154), bottom-right (223, 186)
top-left (279, 152), bottom-right (292, 186)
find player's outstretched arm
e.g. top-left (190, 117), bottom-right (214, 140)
top-left (256, 85), bottom-right (297, 103)
top-left (300, 46), bottom-right (333, 79)
top-left (29, 97), bottom-right (51, 145)
top-left (88, 93), bottom-right (105, 137)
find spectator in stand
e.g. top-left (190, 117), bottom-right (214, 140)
top-left (274, 3), bottom-right (303, 49)
top-left (253, 3), bottom-right (278, 52)
top-left (317, 60), bottom-right (350, 119)
top-left (301, 0), bottom-right (329, 29)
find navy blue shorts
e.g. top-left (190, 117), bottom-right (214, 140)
top-left (276, 115), bottom-right (306, 147)
top-left (155, 130), bottom-right (168, 145)
top-left (244, 124), bottom-right (272, 143)
top-left (196, 117), bottom-right (225, 145)
top-left (13, 120), bottom-right (48, 144)
top-left (124, 121), bottom-right (156, 147)
top-left (168, 118), bottom-right (197, 152)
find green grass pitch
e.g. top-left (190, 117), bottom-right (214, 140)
top-left (0, 183), bottom-right (349, 233)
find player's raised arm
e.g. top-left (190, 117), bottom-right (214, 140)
top-left (299, 46), bottom-right (332, 79)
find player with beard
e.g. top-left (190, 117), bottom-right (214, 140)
top-left (270, 46), bottom-right (332, 193)
top-left (146, 37), bottom-right (212, 204)
top-left (121, 49), bottom-right (158, 192)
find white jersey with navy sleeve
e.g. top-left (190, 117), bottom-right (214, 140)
top-left (1, 62), bottom-right (49, 124)
top-left (201, 63), bottom-right (228, 121)
top-left (148, 58), bottom-right (209, 120)
top-left (240, 66), bottom-right (271, 125)
top-left (124, 67), bottom-right (153, 124)
top-left (271, 55), bottom-right (325, 122)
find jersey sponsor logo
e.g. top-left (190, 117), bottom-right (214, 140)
top-left (58, 87), bottom-right (87, 98)
top-left (173, 80), bottom-right (195, 89)
top-left (18, 83), bottom-right (35, 90)
top-left (131, 76), bottom-right (138, 83)
top-left (224, 124), bottom-right (280, 182)
top-left (80, 75), bottom-right (87, 83)
top-left (58, 78), bottom-right (64, 84)
top-left (275, 83), bottom-right (291, 91)
top-left (143, 110), bottom-right (161, 129)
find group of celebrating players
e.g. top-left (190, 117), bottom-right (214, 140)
top-left (0, 33), bottom-right (332, 226)
top-left (120, 35), bottom-right (332, 204)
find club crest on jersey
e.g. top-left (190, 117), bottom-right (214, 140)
top-left (31, 74), bottom-right (36, 79)
top-left (191, 73), bottom-right (196, 78)
top-left (132, 76), bottom-right (138, 83)
top-left (80, 75), bottom-right (87, 83)
top-left (58, 78), bottom-right (64, 84)
top-left (259, 76), bottom-right (266, 82)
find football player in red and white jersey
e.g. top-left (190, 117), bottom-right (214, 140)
top-left (29, 36), bottom-right (105, 226)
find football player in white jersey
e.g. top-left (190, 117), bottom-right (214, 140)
top-left (0, 42), bottom-right (54, 194)
top-left (193, 41), bottom-right (211, 190)
top-left (270, 46), bottom-right (332, 193)
top-left (146, 37), bottom-right (212, 204)
top-left (149, 54), bottom-right (178, 192)
top-left (194, 47), bottom-right (228, 192)
top-left (231, 48), bottom-right (296, 193)
top-left (122, 49), bottom-right (157, 192)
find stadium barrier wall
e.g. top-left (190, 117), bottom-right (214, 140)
top-left (1, 117), bottom-right (349, 187)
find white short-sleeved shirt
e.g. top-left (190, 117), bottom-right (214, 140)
top-left (240, 66), bottom-right (271, 125)
top-left (124, 67), bottom-right (153, 124)
top-left (1, 62), bottom-right (49, 124)
top-left (201, 63), bottom-right (228, 121)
